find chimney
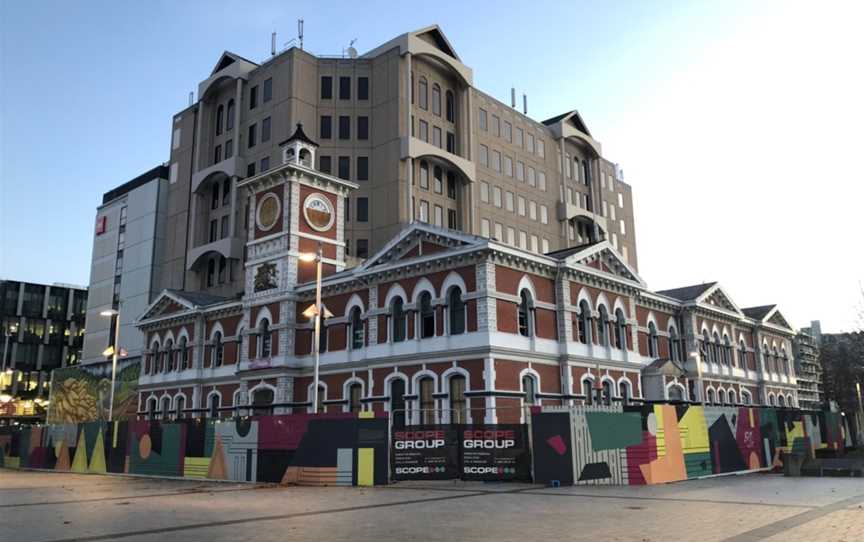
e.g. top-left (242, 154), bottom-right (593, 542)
top-left (523, 93), bottom-right (527, 115)
top-left (188, 91), bottom-right (194, 106)
top-left (271, 31), bottom-right (276, 56)
top-left (511, 87), bottom-right (516, 108)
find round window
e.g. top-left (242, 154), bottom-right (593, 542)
top-left (303, 193), bottom-right (335, 232)
top-left (256, 193), bottom-right (281, 231)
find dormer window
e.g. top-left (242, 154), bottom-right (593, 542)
top-left (280, 123), bottom-right (318, 169)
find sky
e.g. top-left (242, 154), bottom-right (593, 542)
top-left (1, 0), bottom-right (862, 332)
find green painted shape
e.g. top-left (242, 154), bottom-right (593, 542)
top-left (760, 408), bottom-right (780, 446)
top-left (585, 411), bottom-right (644, 451)
top-left (70, 430), bottom-right (88, 473)
top-left (128, 424), bottom-right (184, 477)
top-left (88, 429), bottom-right (107, 473)
top-left (83, 422), bottom-right (102, 461)
top-left (684, 452), bottom-right (713, 478)
top-left (18, 427), bottom-right (31, 468)
top-left (204, 420), bottom-right (216, 457)
top-left (791, 437), bottom-right (810, 455)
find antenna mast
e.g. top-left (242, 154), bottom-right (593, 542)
top-left (298, 19), bottom-right (304, 50)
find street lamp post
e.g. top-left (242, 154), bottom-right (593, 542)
top-left (300, 244), bottom-right (328, 414)
top-left (689, 350), bottom-right (703, 403)
top-left (100, 306), bottom-right (122, 422)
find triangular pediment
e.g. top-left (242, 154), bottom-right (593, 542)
top-left (542, 110), bottom-right (592, 137)
top-left (358, 224), bottom-right (480, 271)
top-left (212, 52), bottom-right (236, 74)
top-left (700, 286), bottom-right (742, 315)
top-left (644, 358), bottom-right (686, 377)
top-left (563, 241), bottom-right (645, 286)
top-left (767, 308), bottom-right (793, 330)
top-left (139, 291), bottom-right (197, 322)
top-left (412, 25), bottom-right (459, 60)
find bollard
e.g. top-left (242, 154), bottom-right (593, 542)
top-left (551, 480), bottom-right (560, 488)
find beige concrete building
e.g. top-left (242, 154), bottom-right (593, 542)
top-left (160, 25), bottom-right (637, 299)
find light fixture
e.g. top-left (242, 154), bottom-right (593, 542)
top-left (100, 309), bottom-right (119, 317)
top-left (103, 346), bottom-right (115, 357)
top-left (298, 252), bottom-right (317, 263)
top-left (0, 393), bottom-right (12, 403)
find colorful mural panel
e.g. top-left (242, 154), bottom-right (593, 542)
top-left (46, 359), bottom-right (140, 424)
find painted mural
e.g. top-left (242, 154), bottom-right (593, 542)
top-left (46, 359), bottom-right (140, 424)
top-left (532, 405), bottom-right (848, 486)
top-left (0, 412), bottom-right (388, 486)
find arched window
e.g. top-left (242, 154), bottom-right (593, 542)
top-left (518, 290), bottom-right (534, 337)
top-left (175, 396), bottom-right (186, 420)
top-left (215, 104), bottom-right (224, 136)
top-left (314, 385), bottom-right (325, 413)
top-left (252, 387), bottom-right (274, 416)
top-left (212, 331), bottom-right (223, 367)
top-left (723, 335), bottom-right (732, 366)
top-left (350, 307), bottom-right (364, 349)
top-left (447, 287), bottom-right (466, 335)
top-left (236, 328), bottom-right (244, 365)
top-left (445, 90), bottom-right (455, 122)
top-left (419, 160), bottom-right (429, 191)
top-left (318, 322), bottom-right (328, 353)
top-left (741, 390), bottom-right (751, 405)
top-left (700, 330), bottom-right (710, 361)
top-left (728, 390), bottom-right (737, 405)
top-left (179, 336), bottom-right (189, 370)
top-left (226, 99), bottom-right (235, 130)
top-left (597, 306), bottom-right (610, 346)
top-left (648, 322), bottom-right (659, 358)
top-left (419, 291), bottom-right (435, 338)
top-left (390, 379), bottom-right (406, 428)
top-left (208, 393), bottom-right (220, 418)
top-left (668, 385), bottom-right (684, 401)
top-left (780, 348), bottom-right (789, 375)
top-left (738, 341), bottom-right (747, 369)
top-left (602, 380), bottom-right (614, 405)
top-left (581, 377), bottom-right (594, 405)
top-left (787, 394), bottom-right (794, 408)
top-left (718, 389), bottom-right (727, 405)
top-left (431, 83), bottom-right (441, 116)
top-left (147, 397), bottom-right (157, 420)
top-left (669, 327), bottom-right (681, 362)
top-left (614, 309), bottom-right (627, 350)
top-left (619, 381), bottom-right (631, 405)
top-left (777, 394), bottom-right (786, 407)
top-left (207, 258), bottom-right (216, 287)
top-left (577, 300), bottom-right (591, 344)
top-left (259, 319), bottom-right (271, 357)
top-left (164, 339), bottom-right (174, 372)
top-left (391, 297), bottom-right (406, 342)
top-left (161, 396), bottom-right (171, 420)
top-left (152, 341), bottom-right (161, 373)
top-left (418, 377), bottom-right (435, 424)
top-left (418, 77), bottom-right (428, 110)
top-left (522, 374), bottom-right (538, 407)
top-left (348, 382), bottom-right (362, 413)
top-left (711, 332), bottom-right (720, 364)
top-left (449, 375), bottom-right (466, 423)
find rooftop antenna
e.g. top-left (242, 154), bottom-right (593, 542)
top-left (271, 31), bottom-right (276, 56)
top-left (523, 93), bottom-right (527, 115)
top-left (298, 18), bottom-right (304, 50)
top-left (188, 91), bottom-right (194, 106)
top-left (511, 87), bottom-right (516, 108)
top-left (346, 38), bottom-right (358, 59)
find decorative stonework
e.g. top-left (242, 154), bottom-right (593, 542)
top-left (476, 261), bottom-right (497, 332)
top-left (303, 193), bottom-right (335, 232)
top-left (256, 192), bottom-right (281, 231)
top-left (254, 263), bottom-right (278, 292)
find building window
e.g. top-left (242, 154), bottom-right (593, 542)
top-left (262, 116), bottom-right (271, 142)
top-left (209, 219), bottom-right (218, 242)
top-left (358, 76), bottom-right (369, 100)
top-left (739, 341), bottom-right (748, 368)
top-left (321, 76), bottom-right (332, 99)
top-left (391, 297), bottom-right (406, 342)
top-left (215, 104), bottom-right (224, 135)
top-left (212, 331), bottom-right (223, 367)
top-left (492, 150), bottom-right (501, 172)
top-left (491, 115), bottom-right (500, 137)
top-left (582, 377), bottom-right (595, 405)
top-left (479, 108), bottom-right (487, 130)
top-left (446, 132), bottom-right (455, 153)
top-left (598, 305), bottom-right (609, 346)
top-left (669, 327), bottom-right (681, 362)
top-left (433, 126), bottom-right (442, 148)
top-left (418, 77), bottom-right (428, 109)
top-left (433, 166), bottom-right (443, 193)
top-left (338, 156), bottom-right (350, 180)
top-left (648, 322), bottom-right (659, 358)
top-left (614, 309), bottom-right (627, 350)
top-left (356, 239), bottom-right (369, 258)
top-left (338, 116), bottom-right (350, 139)
top-left (319, 155), bottom-right (332, 174)
top-left (518, 290), bottom-right (534, 337)
top-left (419, 120), bottom-right (428, 142)
top-left (493, 186), bottom-right (502, 207)
top-left (318, 322), bottom-right (328, 354)
top-left (350, 307), bottom-right (364, 349)
top-left (419, 377), bottom-right (435, 424)
top-left (249, 85), bottom-right (258, 109)
top-left (259, 319), bottom-right (271, 358)
top-left (523, 374), bottom-right (537, 407)
top-left (432, 84), bottom-right (441, 116)
top-left (619, 382), bottom-right (631, 405)
top-left (263, 77), bottom-right (272, 102)
top-left (320, 115), bottom-right (332, 139)
top-left (448, 287), bottom-right (465, 335)
top-left (419, 200), bottom-right (429, 222)
top-left (479, 181), bottom-right (489, 203)
top-left (434, 205), bottom-right (443, 227)
top-left (357, 116), bottom-right (369, 140)
top-left (447, 209), bottom-right (457, 230)
top-left (577, 300), bottom-right (592, 344)
top-left (348, 383), bottom-right (362, 413)
top-left (226, 99), bottom-right (235, 130)
top-left (602, 380), bottom-right (613, 405)
top-left (357, 197), bottom-right (369, 222)
top-left (224, 139), bottom-right (233, 159)
top-left (220, 215), bottom-right (229, 239)
top-left (208, 394), bottom-right (220, 418)
top-left (419, 291), bottom-right (435, 338)
top-left (339, 76), bottom-right (351, 100)
top-left (445, 91), bottom-right (455, 122)
top-left (179, 336), bottom-right (188, 369)
top-left (419, 161), bottom-right (429, 189)
top-left (357, 156), bottom-right (369, 181)
top-left (449, 375), bottom-right (466, 423)
top-left (668, 385), bottom-right (684, 402)
top-left (260, 156), bottom-right (270, 172)
top-left (248, 123), bottom-right (257, 148)
top-left (214, 144), bottom-right (222, 164)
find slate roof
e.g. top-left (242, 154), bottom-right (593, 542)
top-left (165, 289), bottom-right (231, 308)
top-left (278, 123), bottom-right (319, 147)
top-left (742, 305), bottom-right (776, 320)
top-left (655, 282), bottom-right (717, 301)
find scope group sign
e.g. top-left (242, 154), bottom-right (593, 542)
top-left (391, 424), bottom-right (530, 481)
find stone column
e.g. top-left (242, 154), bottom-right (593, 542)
top-left (476, 261), bottom-right (497, 333)
top-left (275, 376), bottom-right (293, 414)
top-left (368, 287), bottom-right (379, 346)
top-left (237, 380), bottom-right (250, 417)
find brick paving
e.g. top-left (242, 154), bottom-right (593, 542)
top-left (0, 470), bottom-right (862, 541)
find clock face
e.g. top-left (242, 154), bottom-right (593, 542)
top-left (256, 193), bottom-right (280, 231)
top-left (303, 193), bottom-right (334, 232)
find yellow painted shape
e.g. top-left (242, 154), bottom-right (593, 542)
top-left (654, 404), bottom-right (666, 458)
top-left (359, 411), bottom-right (374, 419)
top-left (183, 457), bottom-right (211, 479)
top-left (5, 457), bottom-right (20, 469)
top-left (748, 409), bottom-right (755, 427)
top-left (679, 405), bottom-right (710, 454)
top-left (639, 405), bottom-right (687, 484)
top-left (112, 421), bottom-right (119, 448)
top-left (357, 448), bottom-right (374, 486)
top-left (88, 429), bottom-right (107, 473)
top-left (70, 431), bottom-right (88, 473)
top-left (787, 421), bottom-right (805, 442)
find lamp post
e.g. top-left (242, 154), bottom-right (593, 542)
top-left (300, 244), bottom-right (331, 414)
top-left (100, 306), bottom-right (122, 422)
top-left (689, 350), bottom-right (703, 403)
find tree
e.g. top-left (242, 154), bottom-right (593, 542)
top-left (820, 332), bottom-right (864, 413)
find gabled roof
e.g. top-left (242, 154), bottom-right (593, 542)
top-left (410, 25), bottom-right (460, 60)
top-left (542, 110), bottom-right (592, 137)
top-left (655, 282), bottom-right (717, 302)
top-left (357, 223), bottom-right (483, 272)
top-left (138, 289), bottom-right (233, 323)
top-left (211, 51), bottom-right (259, 76)
top-left (742, 304), bottom-right (794, 331)
top-left (742, 305), bottom-right (775, 320)
top-left (555, 240), bottom-right (645, 286)
top-left (278, 123), bottom-right (319, 147)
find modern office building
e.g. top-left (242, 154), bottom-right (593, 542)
top-left (154, 25), bottom-right (637, 304)
top-left (793, 324), bottom-right (823, 410)
top-left (0, 280), bottom-right (87, 423)
top-left (81, 165), bottom-right (170, 366)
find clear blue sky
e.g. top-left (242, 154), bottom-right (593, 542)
top-left (1, 1), bottom-right (862, 332)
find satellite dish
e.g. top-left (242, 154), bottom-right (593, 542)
top-left (347, 46), bottom-right (358, 59)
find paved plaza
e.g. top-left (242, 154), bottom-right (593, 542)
top-left (0, 470), bottom-right (862, 541)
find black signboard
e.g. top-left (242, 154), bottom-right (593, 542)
top-left (391, 425), bottom-right (459, 480)
top-left (460, 424), bottom-right (531, 481)
top-left (530, 411), bottom-right (574, 485)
